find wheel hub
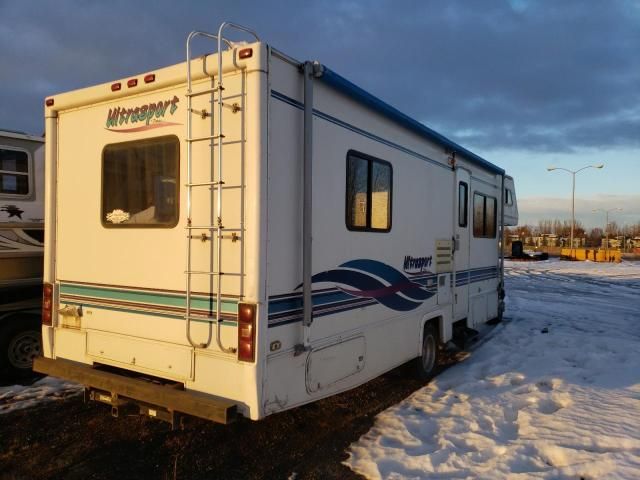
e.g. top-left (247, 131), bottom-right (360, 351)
top-left (8, 331), bottom-right (42, 369)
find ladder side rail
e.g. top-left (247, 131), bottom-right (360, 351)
top-left (212, 22), bottom-right (259, 354)
top-left (184, 30), bottom-right (231, 349)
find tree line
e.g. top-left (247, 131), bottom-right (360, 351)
top-left (504, 220), bottom-right (640, 248)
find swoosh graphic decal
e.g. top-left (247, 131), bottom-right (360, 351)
top-left (106, 121), bottom-right (182, 133)
top-left (308, 259), bottom-right (435, 312)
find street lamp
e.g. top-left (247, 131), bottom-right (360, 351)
top-left (592, 207), bottom-right (622, 258)
top-left (547, 164), bottom-right (604, 258)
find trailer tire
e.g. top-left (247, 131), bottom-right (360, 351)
top-left (0, 315), bottom-right (42, 381)
top-left (415, 321), bottom-right (441, 381)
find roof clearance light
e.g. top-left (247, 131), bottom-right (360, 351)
top-left (45, 98), bottom-right (54, 107)
top-left (111, 83), bottom-right (122, 92)
top-left (127, 78), bottom-right (138, 88)
top-left (238, 48), bottom-right (253, 59)
top-left (144, 74), bottom-right (155, 84)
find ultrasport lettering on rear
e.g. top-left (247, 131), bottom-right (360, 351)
top-left (105, 96), bottom-right (179, 129)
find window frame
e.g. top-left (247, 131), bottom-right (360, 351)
top-left (345, 149), bottom-right (393, 233)
top-left (473, 192), bottom-right (497, 238)
top-left (505, 188), bottom-right (513, 206)
top-left (0, 145), bottom-right (33, 199)
top-left (100, 135), bottom-right (180, 229)
top-left (458, 181), bottom-right (468, 228)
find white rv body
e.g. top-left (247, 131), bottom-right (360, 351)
top-left (37, 29), bottom-right (518, 422)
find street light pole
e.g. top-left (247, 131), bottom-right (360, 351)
top-left (547, 164), bottom-right (604, 259)
top-left (593, 207), bottom-right (622, 260)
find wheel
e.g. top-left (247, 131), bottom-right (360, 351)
top-left (0, 315), bottom-right (43, 381)
top-left (415, 321), bottom-right (441, 381)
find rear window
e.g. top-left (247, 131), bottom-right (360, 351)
top-left (102, 136), bottom-right (179, 228)
top-left (0, 147), bottom-right (30, 196)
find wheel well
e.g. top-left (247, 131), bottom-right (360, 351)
top-left (419, 315), bottom-right (442, 353)
top-left (0, 310), bottom-right (41, 327)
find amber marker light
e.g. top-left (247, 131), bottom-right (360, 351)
top-left (238, 48), bottom-right (253, 59)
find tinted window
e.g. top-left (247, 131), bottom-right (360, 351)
top-left (346, 155), bottom-right (368, 228)
top-left (102, 136), bottom-right (179, 228)
top-left (346, 151), bottom-right (392, 232)
top-left (505, 188), bottom-right (513, 205)
top-left (0, 148), bottom-right (30, 196)
top-left (458, 182), bottom-right (468, 227)
top-left (473, 192), bottom-right (496, 238)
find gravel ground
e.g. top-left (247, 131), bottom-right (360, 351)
top-left (0, 361), bottom-right (445, 480)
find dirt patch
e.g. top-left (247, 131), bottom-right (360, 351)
top-left (0, 362), bottom-right (433, 480)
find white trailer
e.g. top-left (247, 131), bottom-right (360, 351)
top-left (0, 129), bottom-right (45, 378)
top-left (35, 23), bottom-right (518, 424)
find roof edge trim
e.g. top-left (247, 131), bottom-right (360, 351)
top-left (318, 66), bottom-right (504, 176)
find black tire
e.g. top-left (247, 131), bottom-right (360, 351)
top-left (415, 321), bottom-right (441, 381)
top-left (0, 314), bottom-right (43, 381)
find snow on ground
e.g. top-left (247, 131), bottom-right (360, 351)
top-left (346, 259), bottom-right (640, 479)
top-left (0, 376), bottom-right (81, 414)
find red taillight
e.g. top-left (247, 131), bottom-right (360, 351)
top-left (144, 74), bottom-right (155, 83)
top-left (127, 78), bottom-right (138, 88)
top-left (42, 283), bottom-right (53, 326)
top-left (238, 48), bottom-right (253, 59)
top-left (45, 98), bottom-right (54, 107)
top-left (237, 303), bottom-right (256, 362)
top-left (111, 82), bottom-right (121, 92)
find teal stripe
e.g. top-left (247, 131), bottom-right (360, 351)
top-left (59, 283), bottom-right (238, 314)
top-left (63, 300), bottom-right (238, 325)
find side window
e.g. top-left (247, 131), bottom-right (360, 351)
top-left (102, 135), bottom-right (179, 228)
top-left (458, 182), bottom-right (468, 227)
top-left (473, 192), bottom-right (497, 238)
top-left (346, 151), bottom-right (392, 232)
top-left (505, 188), bottom-right (513, 205)
top-left (0, 147), bottom-right (30, 197)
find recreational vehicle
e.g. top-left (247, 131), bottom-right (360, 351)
top-left (0, 129), bottom-right (44, 379)
top-left (35, 23), bottom-right (518, 424)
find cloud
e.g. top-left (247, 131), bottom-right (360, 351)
top-left (1, 0), bottom-right (639, 154)
top-left (518, 194), bottom-right (640, 228)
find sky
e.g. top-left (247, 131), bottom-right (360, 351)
top-left (1, 0), bottom-right (638, 229)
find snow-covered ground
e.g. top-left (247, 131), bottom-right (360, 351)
top-left (346, 259), bottom-right (640, 479)
top-left (0, 376), bottom-right (81, 414)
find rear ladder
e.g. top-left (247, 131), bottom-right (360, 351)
top-left (184, 23), bottom-right (259, 352)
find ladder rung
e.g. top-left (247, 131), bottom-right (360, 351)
top-left (185, 90), bottom-right (243, 100)
top-left (211, 140), bottom-right (244, 147)
top-left (186, 134), bottom-right (225, 143)
top-left (187, 226), bottom-right (242, 231)
top-left (185, 183), bottom-right (242, 190)
top-left (185, 314), bottom-right (231, 323)
top-left (185, 314), bottom-right (215, 322)
top-left (186, 181), bottom-right (224, 187)
top-left (186, 139), bottom-right (243, 148)
top-left (186, 87), bottom-right (222, 98)
top-left (185, 271), bottom-right (243, 276)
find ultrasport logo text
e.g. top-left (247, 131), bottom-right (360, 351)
top-left (403, 255), bottom-right (433, 275)
top-left (105, 96), bottom-right (180, 132)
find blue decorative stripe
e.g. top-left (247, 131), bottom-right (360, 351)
top-left (267, 262), bottom-right (499, 328)
top-left (271, 90), bottom-right (450, 172)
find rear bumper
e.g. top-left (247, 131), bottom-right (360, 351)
top-left (33, 356), bottom-right (237, 424)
